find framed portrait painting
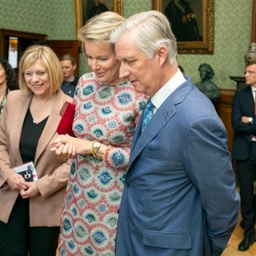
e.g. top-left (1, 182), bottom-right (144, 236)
top-left (75, 0), bottom-right (122, 31)
top-left (153, 0), bottom-right (214, 54)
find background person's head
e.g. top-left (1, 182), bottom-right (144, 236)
top-left (19, 45), bottom-right (63, 95)
top-left (245, 59), bottom-right (256, 69)
top-left (0, 58), bottom-right (17, 90)
top-left (60, 54), bottom-right (77, 81)
top-left (245, 60), bottom-right (256, 87)
top-left (94, 0), bottom-right (100, 5)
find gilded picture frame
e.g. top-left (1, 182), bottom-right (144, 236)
top-left (75, 0), bottom-right (122, 34)
top-left (153, 0), bottom-right (214, 54)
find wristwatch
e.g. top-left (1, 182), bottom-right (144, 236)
top-left (248, 117), bottom-right (253, 124)
top-left (91, 141), bottom-right (102, 159)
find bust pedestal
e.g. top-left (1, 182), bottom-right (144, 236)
top-left (229, 76), bottom-right (246, 91)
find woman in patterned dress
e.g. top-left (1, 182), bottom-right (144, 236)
top-left (50, 12), bottom-right (148, 256)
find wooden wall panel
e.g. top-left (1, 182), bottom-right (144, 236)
top-left (48, 40), bottom-right (80, 76)
top-left (214, 89), bottom-right (236, 152)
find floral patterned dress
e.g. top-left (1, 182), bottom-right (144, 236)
top-left (58, 72), bottom-right (148, 256)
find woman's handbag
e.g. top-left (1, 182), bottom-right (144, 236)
top-left (57, 101), bottom-right (76, 137)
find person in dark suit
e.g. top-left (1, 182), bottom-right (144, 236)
top-left (110, 10), bottom-right (240, 256)
top-left (232, 60), bottom-right (256, 251)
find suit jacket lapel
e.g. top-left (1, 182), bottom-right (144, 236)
top-left (34, 90), bottom-right (64, 164)
top-left (10, 93), bottom-right (33, 164)
top-left (131, 114), bottom-right (143, 151)
top-left (245, 86), bottom-right (255, 114)
top-left (129, 81), bottom-right (194, 167)
top-left (129, 104), bottom-right (176, 166)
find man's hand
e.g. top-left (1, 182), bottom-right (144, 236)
top-left (241, 116), bottom-right (251, 123)
top-left (226, 237), bottom-right (231, 248)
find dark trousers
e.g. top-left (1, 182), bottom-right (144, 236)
top-left (0, 195), bottom-right (59, 256)
top-left (236, 142), bottom-right (256, 237)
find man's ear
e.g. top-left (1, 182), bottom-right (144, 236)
top-left (73, 64), bottom-right (77, 71)
top-left (157, 45), bottom-right (168, 66)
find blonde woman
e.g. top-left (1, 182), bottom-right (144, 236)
top-left (50, 12), bottom-right (148, 255)
top-left (0, 45), bottom-right (72, 256)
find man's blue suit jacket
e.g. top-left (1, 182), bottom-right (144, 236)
top-left (115, 77), bottom-right (240, 256)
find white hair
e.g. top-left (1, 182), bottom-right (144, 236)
top-left (110, 10), bottom-right (178, 66)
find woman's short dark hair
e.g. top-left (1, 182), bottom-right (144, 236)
top-left (0, 58), bottom-right (18, 90)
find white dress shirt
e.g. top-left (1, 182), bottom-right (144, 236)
top-left (151, 68), bottom-right (186, 112)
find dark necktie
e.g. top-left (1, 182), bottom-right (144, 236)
top-left (142, 100), bottom-right (155, 132)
